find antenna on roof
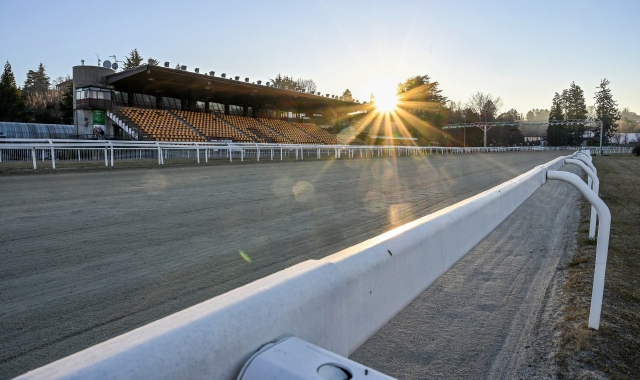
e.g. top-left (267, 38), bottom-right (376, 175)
top-left (109, 55), bottom-right (120, 70)
top-left (164, 62), bottom-right (170, 68)
top-left (103, 60), bottom-right (112, 69)
top-left (95, 53), bottom-right (101, 67)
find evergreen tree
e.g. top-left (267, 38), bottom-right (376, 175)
top-left (565, 82), bottom-right (587, 145)
top-left (147, 57), bottom-right (159, 66)
top-left (23, 63), bottom-right (50, 95)
top-left (59, 84), bottom-right (74, 124)
top-left (0, 61), bottom-right (26, 121)
top-left (594, 78), bottom-right (620, 145)
top-left (397, 75), bottom-right (447, 105)
top-left (547, 92), bottom-right (566, 146)
top-left (123, 48), bottom-right (144, 70)
top-left (341, 89), bottom-right (353, 102)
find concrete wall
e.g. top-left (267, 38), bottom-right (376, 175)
top-left (17, 156), bottom-right (569, 380)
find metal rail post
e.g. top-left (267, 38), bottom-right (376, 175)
top-left (547, 170), bottom-right (611, 329)
top-left (565, 158), bottom-right (599, 239)
top-left (47, 140), bottom-right (56, 169)
top-left (109, 142), bottom-right (114, 166)
top-left (31, 147), bottom-right (37, 169)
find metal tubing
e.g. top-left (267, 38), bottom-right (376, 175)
top-left (547, 170), bottom-right (611, 329)
top-left (31, 147), bottom-right (37, 169)
top-left (565, 158), bottom-right (599, 239)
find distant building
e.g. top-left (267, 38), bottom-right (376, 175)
top-left (523, 133), bottom-right (546, 145)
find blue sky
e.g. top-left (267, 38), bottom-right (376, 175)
top-left (1, 0), bottom-right (638, 114)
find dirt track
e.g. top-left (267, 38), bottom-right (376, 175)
top-left (0, 152), bottom-right (574, 378)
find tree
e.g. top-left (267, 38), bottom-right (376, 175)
top-left (547, 92), bottom-right (566, 146)
top-left (59, 83), bottom-right (74, 124)
top-left (467, 92), bottom-right (502, 122)
top-left (23, 63), bottom-right (50, 95)
top-left (619, 108), bottom-right (640, 133)
top-left (24, 89), bottom-right (64, 123)
top-left (269, 74), bottom-right (317, 93)
top-left (296, 78), bottom-right (317, 93)
top-left (494, 109), bottom-right (524, 146)
top-left (565, 82), bottom-right (588, 145)
top-left (0, 61), bottom-right (26, 121)
top-left (594, 78), bottom-right (620, 145)
top-left (147, 57), bottom-right (159, 66)
top-left (341, 89), bottom-right (353, 102)
top-left (123, 48), bottom-right (144, 70)
top-left (397, 74), bottom-right (447, 105)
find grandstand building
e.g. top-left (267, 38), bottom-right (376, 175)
top-left (72, 64), bottom-right (361, 144)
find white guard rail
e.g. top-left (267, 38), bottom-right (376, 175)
top-left (16, 152), bottom-right (610, 380)
top-left (0, 139), bottom-right (633, 170)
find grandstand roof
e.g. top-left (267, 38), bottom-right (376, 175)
top-left (107, 66), bottom-right (357, 111)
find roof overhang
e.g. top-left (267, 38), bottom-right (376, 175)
top-left (107, 66), bottom-right (361, 112)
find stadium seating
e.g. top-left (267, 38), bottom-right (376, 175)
top-left (173, 111), bottom-right (253, 142)
top-left (258, 119), bottom-right (320, 144)
top-left (218, 115), bottom-right (288, 144)
top-left (120, 108), bottom-right (206, 142)
top-left (291, 123), bottom-right (338, 145)
top-left (119, 108), bottom-right (339, 145)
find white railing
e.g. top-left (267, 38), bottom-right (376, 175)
top-left (0, 138), bottom-right (632, 170)
top-left (16, 151), bottom-right (611, 379)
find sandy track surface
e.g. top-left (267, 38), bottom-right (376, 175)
top-left (352, 164), bottom-right (580, 379)
top-left (0, 152), bottom-right (567, 378)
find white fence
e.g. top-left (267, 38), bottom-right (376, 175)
top-left (16, 151), bottom-right (611, 379)
top-left (0, 139), bottom-right (633, 170)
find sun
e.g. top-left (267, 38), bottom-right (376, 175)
top-left (369, 78), bottom-right (399, 113)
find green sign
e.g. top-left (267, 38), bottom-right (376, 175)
top-left (93, 110), bottom-right (105, 125)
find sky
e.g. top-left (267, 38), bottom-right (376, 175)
top-left (1, 0), bottom-right (638, 114)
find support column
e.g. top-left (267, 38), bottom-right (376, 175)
top-left (156, 95), bottom-right (163, 110)
top-left (205, 101), bottom-right (210, 113)
top-left (224, 103), bottom-right (230, 115)
top-left (127, 92), bottom-right (134, 107)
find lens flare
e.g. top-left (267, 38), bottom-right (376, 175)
top-left (239, 250), bottom-right (252, 263)
top-left (369, 78), bottom-right (398, 113)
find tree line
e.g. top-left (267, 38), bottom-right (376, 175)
top-left (0, 47), bottom-right (626, 146)
top-left (403, 76), bottom-right (622, 147)
top-left (0, 61), bottom-right (73, 124)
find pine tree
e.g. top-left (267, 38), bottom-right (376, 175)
top-left (23, 63), bottom-right (50, 95)
top-left (547, 92), bottom-right (566, 146)
top-left (0, 61), bottom-right (26, 122)
top-left (594, 79), bottom-right (620, 145)
top-left (341, 89), bottom-right (353, 102)
top-left (565, 82), bottom-right (587, 145)
top-left (123, 48), bottom-right (144, 70)
top-left (59, 84), bottom-right (74, 124)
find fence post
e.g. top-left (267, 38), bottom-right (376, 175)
top-left (546, 170), bottom-right (611, 329)
top-left (47, 140), bottom-right (56, 169)
top-left (109, 141), bottom-right (114, 167)
top-left (31, 147), bottom-right (37, 169)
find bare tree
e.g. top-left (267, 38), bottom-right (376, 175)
top-left (467, 92), bottom-right (503, 121)
top-left (297, 78), bottom-right (317, 93)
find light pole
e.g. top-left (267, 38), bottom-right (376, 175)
top-left (462, 110), bottom-right (466, 148)
top-left (599, 120), bottom-right (604, 156)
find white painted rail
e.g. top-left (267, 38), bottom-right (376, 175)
top-left (0, 139), bottom-right (633, 170)
top-left (15, 152), bottom-right (610, 380)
